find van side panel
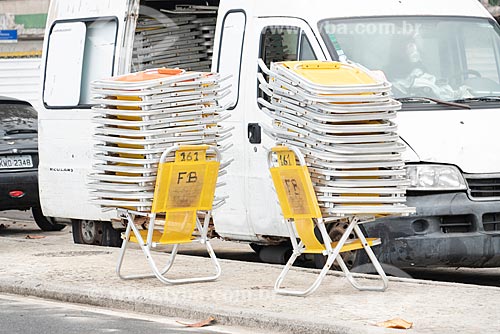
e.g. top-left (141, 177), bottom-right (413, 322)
top-left (38, 0), bottom-right (133, 220)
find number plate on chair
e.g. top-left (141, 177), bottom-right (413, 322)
top-left (176, 149), bottom-right (205, 162)
top-left (277, 151), bottom-right (295, 166)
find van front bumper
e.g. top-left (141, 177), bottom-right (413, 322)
top-left (361, 192), bottom-right (500, 268)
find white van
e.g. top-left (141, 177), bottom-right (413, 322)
top-left (39, 0), bottom-right (500, 268)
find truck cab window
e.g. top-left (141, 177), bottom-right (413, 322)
top-left (462, 23), bottom-right (500, 84)
top-left (217, 10), bottom-right (246, 109)
top-left (43, 18), bottom-right (117, 108)
top-left (299, 32), bottom-right (315, 60)
top-left (260, 26), bottom-right (316, 68)
top-left (259, 26), bottom-right (317, 99)
top-left (320, 17), bottom-right (500, 101)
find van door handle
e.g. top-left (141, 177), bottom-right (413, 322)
top-left (248, 123), bottom-right (261, 144)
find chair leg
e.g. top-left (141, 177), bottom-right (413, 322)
top-left (335, 219), bottom-right (389, 291)
top-left (159, 244), bottom-right (178, 274)
top-left (274, 219), bottom-right (338, 296)
top-left (274, 217), bottom-right (389, 296)
top-left (274, 244), bottom-right (302, 295)
top-left (335, 223), bottom-right (388, 291)
top-left (274, 244), bottom-right (338, 296)
top-left (205, 240), bottom-right (222, 279)
top-left (116, 218), bottom-right (132, 279)
top-left (146, 215), bottom-right (221, 285)
top-left (116, 212), bottom-right (179, 281)
top-left (116, 210), bottom-right (221, 285)
top-left (198, 215), bottom-right (221, 281)
top-left (201, 212), bottom-right (221, 279)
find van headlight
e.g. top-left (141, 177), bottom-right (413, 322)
top-left (406, 164), bottom-right (467, 191)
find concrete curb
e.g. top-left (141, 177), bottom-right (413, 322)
top-left (0, 279), bottom-right (357, 334)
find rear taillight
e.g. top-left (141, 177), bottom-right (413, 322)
top-left (9, 190), bottom-right (25, 198)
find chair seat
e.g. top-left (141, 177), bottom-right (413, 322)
top-left (302, 237), bottom-right (381, 254)
top-left (125, 229), bottom-right (195, 245)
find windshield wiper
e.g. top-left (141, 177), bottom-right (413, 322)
top-left (452, 96), bottom-right (500, 104)
top-left (396, 97), bottom-right (471, 110)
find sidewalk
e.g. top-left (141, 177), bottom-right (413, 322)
top-left (0, 236), bottom-right (499, 334)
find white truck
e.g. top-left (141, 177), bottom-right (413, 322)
top-left (38, 0), bottom-right (500, 268)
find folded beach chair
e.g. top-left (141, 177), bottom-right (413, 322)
top-left (116, 145), bottom-right (221, 284)
top-left (268, 145), bottom-right (389, 296)
top-left (89, 68), bottom-right (232, 212)
top-left (258, 59), bottom-right (415, 216)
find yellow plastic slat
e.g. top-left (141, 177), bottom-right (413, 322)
top-left (280, 60), bottom-right (376, 86)
top-left (294, 218), bottom-right (326, 253)
top-left (159, 211), bottom-right (197, 244)
top-left (302, 237), bottom-right (382, 254)
top-left (116, 95), bottom-right (143, 101)
top-left (117, 115), bottom-right (143, 121)
top-left (151, 146), bottom-right (219, 213)
top-left (115, 68), bottom-right (185, 82)
top-left (270, 165), bottom-right (322, 219)
top-left (128, 229), bottom-right (162, 244)
top-left (119, 152), bottom-right (145, 159)
top-left (129, 145), bottom-right (221, 246)
top-left (127, 216), bottom-right (196, 245)
top-left (117, 106), bottom-right (142, 111)
top-left (117, 143), bottom-right (144, 149)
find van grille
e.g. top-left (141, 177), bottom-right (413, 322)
top-left (439, 215), bottom-right (474, 233)
top-left (483, 213), bottom-right (500, 232)
top-left (465, 174), bottom-right (500, 200)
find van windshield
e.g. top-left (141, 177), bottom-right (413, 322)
top-left (319, 17), bottom-right (500, 102)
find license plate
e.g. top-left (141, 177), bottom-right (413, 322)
top-left (0, 155), bottom-right (34, 169)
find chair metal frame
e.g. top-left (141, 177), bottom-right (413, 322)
top-left (268, 145), bottom-right (389, 296)
top-left (116, 145), bottom-right (222, 284)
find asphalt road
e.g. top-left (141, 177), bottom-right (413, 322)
top-left (1, 209), bottom-right (500, 288)
top-left (0, 294), bottom-right (258, 334)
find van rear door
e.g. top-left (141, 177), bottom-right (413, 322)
top-left (38, 0), bottom-right (138, 220)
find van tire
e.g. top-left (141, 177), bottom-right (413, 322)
top-left (313, 222), bottom-right (363, 270)
top-left (249, 243), bottom-right (263, 254)
top-left (71, 220), bottom-right (122, 247)
top-left (32, 206), bottom-right (66, 231)
top-left (258, 243), bottom-right (293, 264)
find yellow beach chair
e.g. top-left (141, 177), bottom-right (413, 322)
top-left (116, 145), bottom-right (221, 284)
top-left (268, 145), bottom-right (389, 296)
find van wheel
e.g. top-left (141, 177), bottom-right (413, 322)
top-left (249, 243), bottom-right (263, 254)
top-left (71, 220), bottom-right (122, 247)
top-left (314, 250), bottom-right (359, 270)
top-left (32, 206), bottom-right (65, 231)
top-left (258, 243), bottom-right (293, 264)
top-left (313, 222), bottom-right (359, 270)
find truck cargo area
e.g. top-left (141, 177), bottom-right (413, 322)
top-left (135, 1), bottom-right (221, 72)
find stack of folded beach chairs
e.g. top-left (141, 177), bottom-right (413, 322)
top-left (133, 5), bottom-right (217, 72)
top-left (88, 68), bottom-right (232, 212)
top-left (258, 60), bottom-right (414, 217)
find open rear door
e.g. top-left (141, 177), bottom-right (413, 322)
top-left (38, 0), bottom-right (138, 220)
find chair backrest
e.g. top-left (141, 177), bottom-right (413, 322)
top-left (269, 146), bottom-right (329, 252)
top-left (269, 146), bottom-right (322, 220)
top-left (151, 145), bottom-right (220, 213)
top-left (151, 145), bottom-right (220, 244)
